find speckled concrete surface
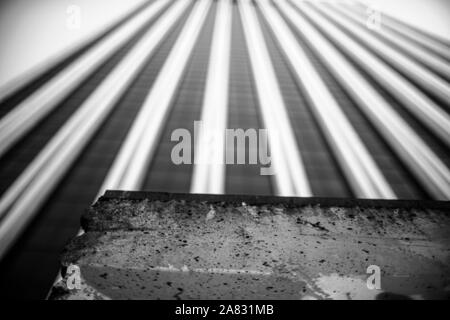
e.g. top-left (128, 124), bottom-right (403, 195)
top-left (49, 192), bottom-right (450, 300)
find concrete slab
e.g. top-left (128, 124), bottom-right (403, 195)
top-left (49, 191), bottom-right (450, 300)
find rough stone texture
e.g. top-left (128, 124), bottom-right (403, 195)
top-left (49, 191), bottom-right (450, 300)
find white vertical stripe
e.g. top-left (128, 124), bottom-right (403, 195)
top-left (276, 0), bottom-right (450, 200)
top-left (238, 0), bottom-right (311, 197)
top-left (191, 0), bottom-right (232, 194)
top-left (291, 1), bottom-right (450, 149)
top-left (98, 0), bottom-right (212, 195)
top-left (0, 0), bottom-right (171, 159)
top-left (261, 0), bottom-right (395, 199)
top-left (0, 0), bottom-right (191, 259)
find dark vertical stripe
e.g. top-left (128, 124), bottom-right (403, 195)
top-left (144, 1), bottom-right (217, 192)
top-left (225, 2), bottom-right (272, 196)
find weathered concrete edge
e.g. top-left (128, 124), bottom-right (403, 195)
top-left (51, 192), bottom-right (450, 300)
top-left (100, 190), bottom-right (450, 210)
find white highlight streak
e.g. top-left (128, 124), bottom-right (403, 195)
top-left (335, 4), bottom-right (450, 79)
top-left (0, 0), bottom-right (170, 158)
top-left (238, 0), bottom-right (311, 196)
top-left (262, 0), bottom-right (395, 199)
top-left (191, 0), bottom-right (232, 194)
top-left (322, 2), bottom-right (450, 104)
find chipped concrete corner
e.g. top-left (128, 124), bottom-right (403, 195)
top-left (49, 191), bottom-right (450, 300)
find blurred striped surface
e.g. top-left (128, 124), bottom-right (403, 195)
top-left (0, 0), bottom-right (448, 298)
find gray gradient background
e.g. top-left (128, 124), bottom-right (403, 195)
top-left (0, 0), bottom-right (449, 88)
